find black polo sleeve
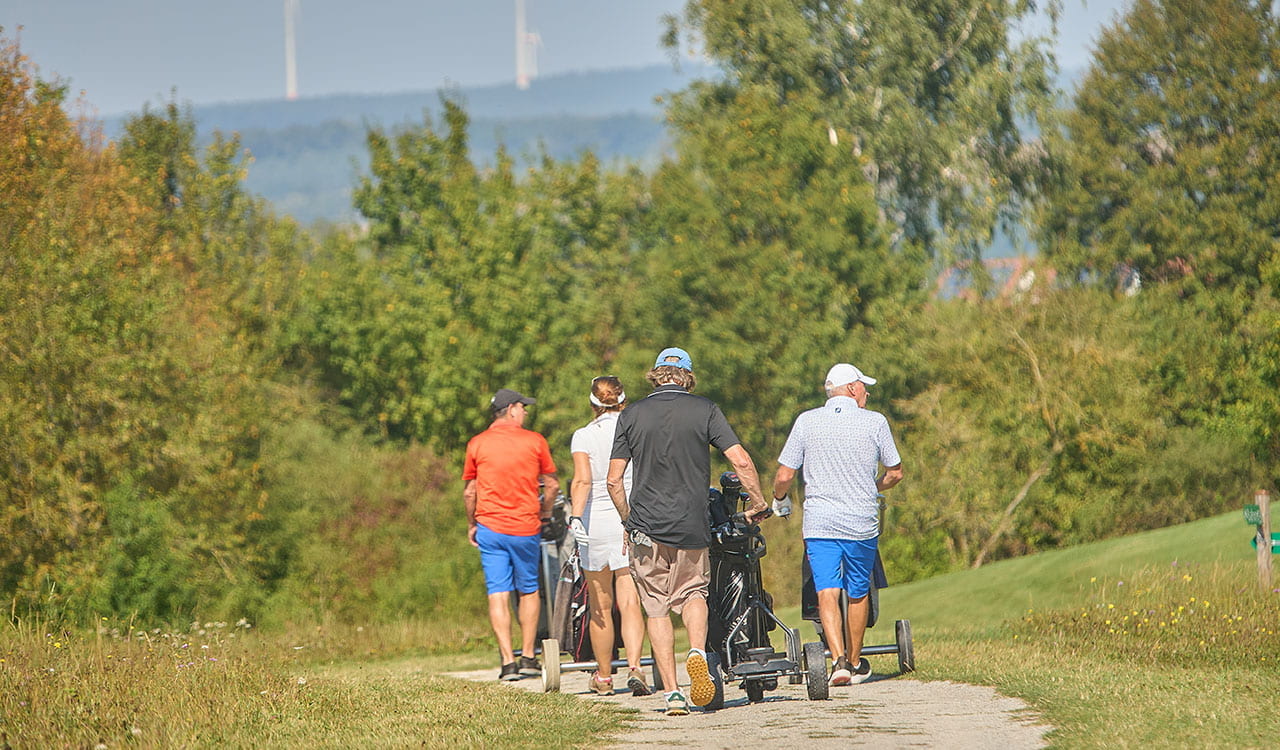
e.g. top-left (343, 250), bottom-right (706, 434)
top-left (611, 407), bottom-right (634, 461)
top-left (707, 402), bottom-right (740, 452)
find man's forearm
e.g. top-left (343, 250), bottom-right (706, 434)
top-left (606, 458), bottom-right (630, 521)
top-left (876, 465), bottom-right (903, 492)
top-left (607, 483), bottom-right (629, 522)
top-left (463, 481), bottom-right (477, 525)
top-left (772, 465), bottom-right (796, 500)
top-left (725, 446), bottom-right (767, 511)
top-left (540, 474), bottom-right (559, 516)
top-left (735, 462), bottom-right (767, 510)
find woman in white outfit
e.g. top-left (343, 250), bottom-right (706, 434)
top-left (569, 375), bottom-right (650, 696)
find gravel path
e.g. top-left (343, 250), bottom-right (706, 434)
top-left (449, 658), bottom-right (1051, 748)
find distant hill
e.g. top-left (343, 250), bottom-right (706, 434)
top-left (242, 111), bottom-right (671, 223)
top-left (97, 63), bottom-right (1085, 228)
top-left (100, 64), bottom-right (710, 224)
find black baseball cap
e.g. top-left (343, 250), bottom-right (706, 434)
top-left (491, 388), bottom-right (535, 412)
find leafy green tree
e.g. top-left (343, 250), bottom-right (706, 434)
top-left (632, 81), bottom-right (920, 451)
top-left (1040, 0), bottom-right (1280, 293)
top-left (314, 100), bottom-right (644, 455)
top-left (665, 0), bottom-right (1059, 270)
top-left (877, 284), bottom-right (1255, 577)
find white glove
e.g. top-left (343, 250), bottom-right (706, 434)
top-left (569, 516), bottom-right (589, 545)
top-left (771, 495), bottom-right (793, 518)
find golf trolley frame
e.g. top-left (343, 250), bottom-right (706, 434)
top-left (536, 496), bottom-right (657, 692)
top-left (703, 472), bottom-right (830, 706)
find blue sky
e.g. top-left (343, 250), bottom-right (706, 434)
top-left (4, 0), bottom-right (1127, 116)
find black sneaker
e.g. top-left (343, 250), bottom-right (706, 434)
top-left (850, 656), bottom-right (872, 684)
top-left (499, 662), bottom-right (520, 681)
top-left (829, 656), bottom-right (853, 686)
top-left (518, 656), bottom-right (541, 676)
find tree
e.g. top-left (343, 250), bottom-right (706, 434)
top-left (877, 284), bottom-right (1256, 577)
top-left (1040, 0), bottom-right (1280, 293)
top-left (631, 79), bottom-right (919, 451)
top-left (665, 0), bottom-right (1059, 272)
top-left (314, 100), bottom-right (645, 455)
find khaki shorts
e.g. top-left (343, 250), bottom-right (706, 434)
top-left (628, 536), bottom-right (709, 618)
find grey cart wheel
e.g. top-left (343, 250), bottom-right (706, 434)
top-left (744, 679), bottom-right (765, 703)
top-left (541, 638), bottom-right (561, 692)
top-left (895, 620), bottom-right (915, 673)
top-left (804, 641), bottom-right (829, 700)
top-left (705, 651), bottom-right (725, 710)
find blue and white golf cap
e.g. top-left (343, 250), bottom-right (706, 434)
top-left (653, 347), bottom-right (694, 372)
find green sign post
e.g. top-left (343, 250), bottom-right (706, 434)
top-left (1250, 533), bottom-right (1280, 554)
top-left (1244, 504), bottom-right (1262, 526)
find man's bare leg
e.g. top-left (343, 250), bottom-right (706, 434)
top-left (845, 593), bottom-right (869, 664)
top-left (817, 588), bottom-right (846, 660)
top-left (517, 591), bottom-right (540, 659)
top-left (681, 596), bottom-right (709, 653)
top-left (488, 592), bottom-right (515, 665)
top-left (648, 614), bottom-right (678, 692)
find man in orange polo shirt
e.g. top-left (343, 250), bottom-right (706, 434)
top-left (463, 388), bottom-right (560, 681)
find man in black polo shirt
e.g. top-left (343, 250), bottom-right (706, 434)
top-left (606, 347), bottom-right (768, 715)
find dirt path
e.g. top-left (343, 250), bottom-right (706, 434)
top-left (449, 658), bottom-right (1051, 749)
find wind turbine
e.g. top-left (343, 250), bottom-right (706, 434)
top-left (284, 0), bottom-right (300, 100)
top-left (515, 0), bottom-right (541, 90)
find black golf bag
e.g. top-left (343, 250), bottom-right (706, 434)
top-left (706, 472), bottom-right (776, 667)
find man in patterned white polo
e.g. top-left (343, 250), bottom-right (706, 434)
top-left (770, 362), bottom-right (903, 686)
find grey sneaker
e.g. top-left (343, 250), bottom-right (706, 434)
top-left (518, 656), bottom-right (541, 676)
top-left (499, 662), bottom-right (520, 681)
top-left (665, 690), bottom-right (690, 716)
top-left (627, 667), bottom-right (653, 697)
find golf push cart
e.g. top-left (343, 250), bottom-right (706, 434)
top-left (800, 501), bottom-right (916, 676)
top-left (535, 496), bottom-right (660, 692)
top-left (701, 471), bottom-right (830, 706)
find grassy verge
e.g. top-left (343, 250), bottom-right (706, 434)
top-left (0, 617), bottom-right (622, 749)
top-left (4, 512), bottom-right (1275, 747)
top-left (866, 513), bottom-right (1280, 748)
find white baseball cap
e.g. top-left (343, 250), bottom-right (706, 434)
top-left (825, 363), bottom-right (877, 388)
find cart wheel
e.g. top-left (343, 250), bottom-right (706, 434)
top-left (705, 651), bottom-right (724, 711)
top-left (744, 679), bottom-right (765, 703)
top-left (541, 638), bottom-right (561, 692)
top-left (895, 620), bottom-right (915, 673)
top-left (804, 641), bottom-right (829, 700)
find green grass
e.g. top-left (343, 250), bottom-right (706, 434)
top-left (0, 618), bottom-right (622, 749)
top-left (878, 511), bottom-right (1257, 632)
top-left (838, 512), bottom-right (1279, 748)
top-left (4, 511), bottom-right (1275, 748)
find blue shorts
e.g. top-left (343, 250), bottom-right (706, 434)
top-left (806, 537), bottom-right (878, 599)
top-left (476, 523), bottom-right (541, 595)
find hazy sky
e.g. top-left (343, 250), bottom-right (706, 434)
top-left (5, 0), bottom-right (1127, 116)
